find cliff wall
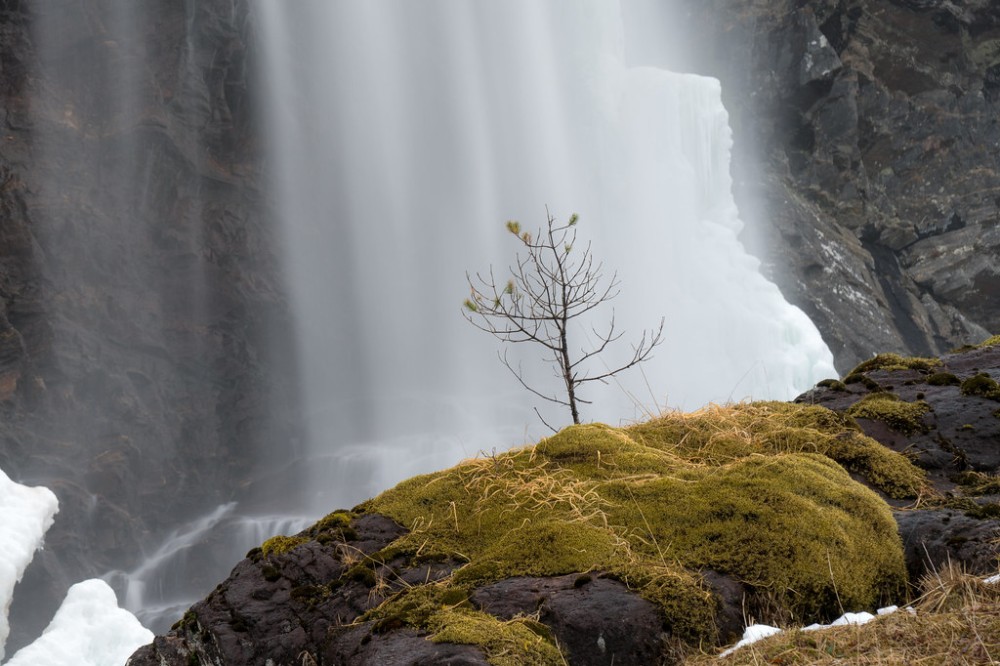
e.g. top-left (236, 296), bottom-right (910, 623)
top-left (654, 0), bottom-right (1000, 369)
top-left (0, 0), bottom-right (301, 646)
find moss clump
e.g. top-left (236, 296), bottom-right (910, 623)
top-left (845, 393), bottom-right (931, 435)
top-left (171, 610), bottom-right (198, 632)
top-left (260, 535), bottom-right (308, 558)
top-left (960, 373), bottom-right (1000, 401)
top-left (977, 335), bottom-right (1000, 348)
top-left (964, 502), bottom-right (1000, 520)
top-left (363, 586), bottom-right (562, 665)
top-left (953, 471), bottom-right (1000, 496)
top-left (362, 402), bottom-right (911, 646)
top-left (627, 402), bottom-right (925, 499)
top-left (816, 378), bottom-right (847, 391)
top-left (308, 510), bottom-right (357, 544)
top-left (843, 373), bottom-right (882, 391)
top-left (926, 372), bottom-right (960, 386)
top-left (600, 454), bottom-right (906, 618)
top-left (452, 521), bottom-right (624, 585)
top-left (849, 353), bottom-right (942, 375)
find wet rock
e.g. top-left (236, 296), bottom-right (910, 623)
top-left (470, 574), bottom-right (671, 666)
top-left (895, 509), bottom-right (1000, 580)
top-left (797, 342), bottom-right (1000, 578)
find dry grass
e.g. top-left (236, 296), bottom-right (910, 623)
top-left (686, 565), bottom-right (1000, 665)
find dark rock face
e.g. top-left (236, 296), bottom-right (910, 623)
top-left (641, 0), bottom-right (1000, 371)
top-left (470, 574), bottom-right (671, 666)
top-left (797, 343), bottom-right (1000, 577)
top-left (126, 514), bottom-right (687, 666)
top-left (129, 343), bottom-right (1000, 666)
top-left (0, 0), bottom-right (301, 648)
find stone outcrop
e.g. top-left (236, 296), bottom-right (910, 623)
top-left (797, 339), bottom-right (1000, 578)
top-left (127, 341), bottom-right (1000, 666)
top-left (0, 0), bottom-right (301, 649)
top-left (655, 0), bottom-right (1000, 371)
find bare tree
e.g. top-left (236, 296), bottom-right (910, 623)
top-left (463, 210), bottom-right (663, 427)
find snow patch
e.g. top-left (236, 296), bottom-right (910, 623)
top-left (0, 467), bottom-right (151, 665)
top-left (0, 467), bottom-right (59, 661)
top-left (721, 607), bottom-right (899, 658)
top-left (4, 579), bottom-right (153, 666)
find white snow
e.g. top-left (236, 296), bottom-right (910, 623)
top-left (719, 623), bottom-right (782, 657)
top-left (803, 611), bottom-right (876, 631)
top-left (722, 607), bottom-right (898, 658)
top-left (4, 579), bottom-right (153, 666)
top-left (0, 467), bottom-right (58, 661)
top-left (0, 466), bottom-right (152, 665)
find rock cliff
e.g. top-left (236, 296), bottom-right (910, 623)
top-left (0, 0), bottom-right (301, 648)
top-left (647, 0), bottom-right (1000, 370)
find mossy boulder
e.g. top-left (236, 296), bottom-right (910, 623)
top-left (961, 373), bottom-right (1000, 401)
top-left (845, 393), bottom-right (931, 435)
top-left (131, 402), bottom-right (921, 666)
top-left (364, 402), bottom-right (912, 653)
top-left (849, 353), bottom-right (941, 375)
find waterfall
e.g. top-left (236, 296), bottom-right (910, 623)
top-left (11, 0), bottom-right (837, 644)
top-left (253, 0), bottom-right (836, 514)
top-left (104, 508), bottom-right (310, 630)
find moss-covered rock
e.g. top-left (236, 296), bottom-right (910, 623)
top-left (845, 393), bottom-right (931, 435)
top-left (977, 335), bottom-right (1000, 349)
top-left (362, 402), bottom-right (911, 650)
top-left (260, 535), bottom-right (308, 558)
top-left (627, 402), bottom-right (925, 499)
top-left (849, 353), bottom-right (942, 375)
top-left (362, 586), bottom-right (562, 666)
top-left (960, 373), bottom-right (1000, 401)
top-left (926, 372), bottom-right (960, 387)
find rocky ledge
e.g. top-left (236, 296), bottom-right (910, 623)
top-left (128, 338), bottom-right (1000, 665)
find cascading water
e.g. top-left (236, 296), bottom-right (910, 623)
top-left (253, 0), bottom-right (836, 516)
top-left (6, 0), bottom-right (837, 650)
top-left (104, 506), bottom-right (310, 629)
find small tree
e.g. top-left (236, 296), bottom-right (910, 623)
top-left (463, 211), bottom-right (663, 427)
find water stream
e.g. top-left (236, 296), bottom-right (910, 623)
top-left (253, 0), bottom-right (835, 517)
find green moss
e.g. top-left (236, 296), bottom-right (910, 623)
top-left (600, 454), bottom-right (906, 619)
top-left (452, 521), bottom-right (624, 585)
top-left (964, 502), bottom-right (1000, 520)
top-left (627, 402), bottom-right (924, 499)
top-left (844, 373), bottom-right (882, 391)
top-left (363, 586), bottom-right (563, 665)
top-left (308, 510), bottom-right (357, 543)
top-left (845, 393), bottom-right (931, 435)
top-left (953, 471), bottom-right (1000, 496)
top-left (926, 372), bottom-right (961, 387)
top-left (361, 403), bottom-right (910, 639)
top-left (960, 373), bottom-right (1000, 401)
top-left (260, 535), bottom-right (308, 558)
top-left (817, 378), bottom-right (848, 391)
top-left (823, 431), bottom-right (926, 499)
top-left (849, 353), bottom-right (942, 375)
top-left (171, 610), bottom-right (198, 632)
